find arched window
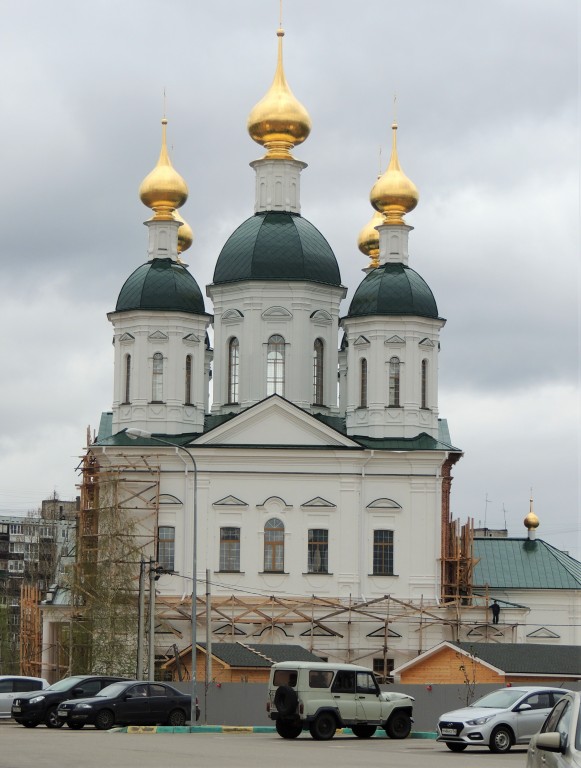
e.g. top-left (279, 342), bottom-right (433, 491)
top-left (124, 354), bottom-right (131, 404)
top-left (388, 357), bottom-right (400, 407)
top-left (421, 359), bottom-right (428, 409)
top-left (267, 335), bottom-right (285, 396)
top-left (152, 352), bottom-right (164, 402)
top-left (228, 338), bottom-right (239, 404)
top-left (264, 518), bottom-right (284, 572)
top-left (360, 358), bottom-right (367, 408)
top-left (185, 355), bottom-right (192, 405)
top-left (313, 338), bottom-right (324, 405)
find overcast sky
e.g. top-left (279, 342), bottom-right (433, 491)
top-left (0, 1), bottom-right (578, 559)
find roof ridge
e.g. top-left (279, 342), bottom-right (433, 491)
top-left (239, 642), bottom-right (275, 663)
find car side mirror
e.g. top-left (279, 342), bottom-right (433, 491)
top-left (517, 703), bottom-right (532, 711)
top-left (72, 688), bottom-right (84, 697)
top-left (535, 732), bottom-right (564, 754)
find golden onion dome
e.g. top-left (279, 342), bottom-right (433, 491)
top-left (247, 27), bottom-right (312, 159)
top-left (357, 209), bottom-right (383, 268)
top-left (139, 119), bottom-right (188, 220)
top-left (173, 209), bottom-right (194, 254)
top-left (370, 123), bottom-right (419, 224)
top-left (524, 498), bottom-right (540, 530)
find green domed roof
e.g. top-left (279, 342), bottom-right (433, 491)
top-left (213, 212), bottom-right (341, 286)
top-left (116, 258), bottom-right (206, 314)
top-left (348, 262), bottom-right (439, 318)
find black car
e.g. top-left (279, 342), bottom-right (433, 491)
top-left (56, 680), bottom-right (193, 730)
top-left (11, 675), bottom-right (127, 728)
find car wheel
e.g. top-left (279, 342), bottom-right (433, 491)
top-left (385, 712), bottom-right (412, 739)
top-left (167, 709), bottom-right (187, 727)
top-left (445, 742), bottom-right (467, 752)
top-left (21, 721), bottom-right (38, 728)
top-left (45, 707), bottom-right (65, 728)
top-left (274, 685), bottom-right (298, 716)
top-left (275, 719), bottom-right (302, 739)
top-left (94, 709), bottom-right (116, 731)
top-left (351, 724), bottom-right (376, 738)
top-left (68, 722), bottom-right (84, 730)
top-left (489, 726), bottom-right (513, 753)
top-left (309, 712), bottom-right (337, 741)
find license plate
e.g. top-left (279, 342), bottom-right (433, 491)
top-left (12, 706), bottom-right (21, 713)
top-left (441, 728), bottom-right (456, 735)
top-left (58, 710), bottom-right (67, 717)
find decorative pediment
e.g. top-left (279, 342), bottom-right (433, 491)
top-left (354, 335), bottom-right (370, 346)
top-left (310, 309), bottom-right (332, 324)
top-left (300, 626), bottom-right (337, 637)
top-left (195, 395), bottom-right (361, 449)
top-left (183, 333), bottom-right (200, 345)
top-left (262, 306), bottom-right (292, 319)
top-left (213, 623), bottom-right (245, 636)
top-left (119, 332), bottom-right (135, 343)
top-left (213, 495), bottom-right (248, 507)
top-left (367, 498), bottom-right (402, 509)
top-left (158, 494), bottom-right (183, 505)
top-left (302, 497), bottom-right (336, 508)
top-left (257, 496), bottom-right (292, 511)
top-left (149, 330), bottom-right (169, 341)
top-left (419, 337), bottom-right (435, 347)
top-left (222, 309), bottom-right (244, 322)
top-left (385, 335), bottom-right (405, 345)
top-left (366, 627), bottom-right (401, 638)
top-left (526, 627), bottom-right (560, 639)
top-left (467, 625), bottom-right (504, 637)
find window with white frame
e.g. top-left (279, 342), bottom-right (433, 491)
top-left (264, 518), bottom-right (284, 572)
top-left (157, 526), bottom-right (175, 571)
top-left (388, 357), bottom-right (400, 407)
top-left (152, 352), bottom-right (164, 401)
top-left (124, 354), bottom-right (131, 403)
top-left (421, 359), bottom-right (428, 408)
top-left (219, 527), bottom-right (240, 571)
top-left (312, 339), bottom-right (324, 405)
top-left (266, 335), bottom-right (285, 396)
top-left (185, 355), bottom-right (193, 405)
top-left (360, 358), bottom-right (368, 407)
top-left (228, 338), bottom-right (239, 404)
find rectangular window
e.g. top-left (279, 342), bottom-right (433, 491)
top-left (220, 527), bottom-right (240, 572)
top-left (308, 529), bottom-right (328, 573)
top-left (9, 542), bottom-right (24, 554)
top-left (157, 526), bottom-right (175, 571)
top-left (10, 524), bottom-right (23, 535)
top-left (373, 530), bottom-right (394, 575)
top-left (373, 657), bottom-right (394, 683)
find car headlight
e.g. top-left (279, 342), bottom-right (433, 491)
top-left (76, 704), bottom-right (93, 709)
top-left (466, 716), bottom-right (493, 725)
top-left (29, 695), bottom-right (46, 704)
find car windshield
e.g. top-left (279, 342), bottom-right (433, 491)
top-left (96, 683), bottom-right (128, 698)
top-left (46, 676), bottom-right (87, 692)
top-left (471, 689), bottom-right (526, 709)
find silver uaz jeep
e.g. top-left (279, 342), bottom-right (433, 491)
top-left (267, 661), bottom-right (414, 741)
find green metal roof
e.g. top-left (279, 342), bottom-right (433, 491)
top-left (473, 538), bottom-right (581, 590)
top-left (348, 262), bottom-right (439, 319)
top-left (354, 433), bottom-right (460, 451)
top-left (116, 258), bottom-right (206, 314)
top-left (212, 211), bottom-right (342, 287)
top-left (454, 642), bottom-right (581, 676)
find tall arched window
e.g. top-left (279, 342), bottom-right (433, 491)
top-left (228, 337), bottom-right (239, 404)
top-left (124, 354), bottom-right (131, 404)
top-left (388, 357), bottom-right (400, 407)
top-left (421, 359), bottom-right (428, 409)
top-left (185, 355), bottom-right (192, 405)
top-left (152, 352), bottom-right (164, 402)
top-left (360, 358), bottom-right (367, 408)
top-left (313, 338), bottom-right (324, 405)
top-left (267, 335), bottom-right (285, 396)
top-left (264, 518), bottom-right (284, 572)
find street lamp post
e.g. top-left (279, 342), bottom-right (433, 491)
top-left (126, 428), bottom-right (198, 728)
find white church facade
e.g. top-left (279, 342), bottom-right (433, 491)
top-left (40, 22), bottom-right (580, 681)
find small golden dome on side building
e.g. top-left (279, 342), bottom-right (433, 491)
top-left (524, 497), bottom-right (540, 530)
top-left (173, 209), bottom-right (194, 254)
top-left (370, 122), bottom-right (419, 225)
top-left (357, 209), bottom-right (383, 268)
top-left (247, 27), bottom-right (312, 159)
top-left (139, 119), bottom-right (188, 220)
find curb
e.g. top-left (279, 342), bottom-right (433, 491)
top-left (114, 725), bottom-right (437, 738)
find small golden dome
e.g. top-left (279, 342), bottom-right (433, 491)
top-left (357, 209), bottom-right (383, 268)
top-left (370, 123), bottom-right (419, 224)
top-left (524, 497), bottom-right (540, 529)
top-left (139, 119), bottom-right (188, 220)
top-left (173, 209), bottom-right (194, 254)
top-left (247, 27), bottom-right (312, 159)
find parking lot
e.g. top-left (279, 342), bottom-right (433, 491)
top-left (0, 721), bottom-right (529, 768)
